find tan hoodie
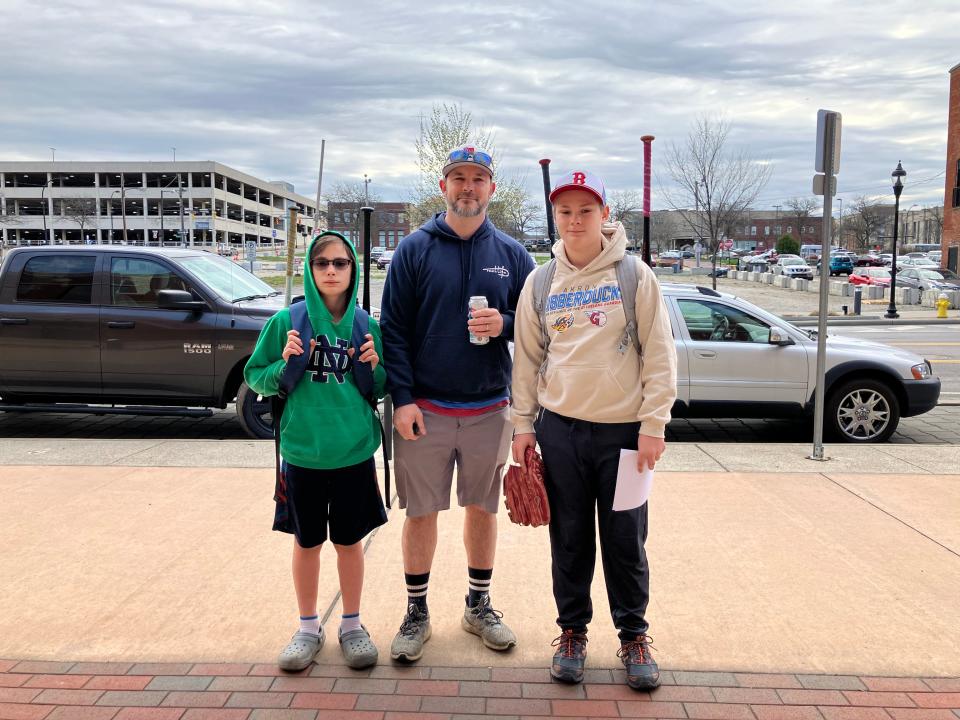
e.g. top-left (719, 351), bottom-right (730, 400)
top-left (511, 222), bottom-right (677, 437)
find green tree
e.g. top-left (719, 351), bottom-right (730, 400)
top-left (776, 234), bottom-right (799, 255)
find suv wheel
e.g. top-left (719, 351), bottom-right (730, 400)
top-left (826, 378), bottom-right (900, 443)
top-left (236, 382), bottom-right (274, 439)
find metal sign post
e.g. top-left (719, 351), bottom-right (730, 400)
top-left (810, 110), bottom-right (841, 461)
top-left (284, 207), bottom-right (298, 307)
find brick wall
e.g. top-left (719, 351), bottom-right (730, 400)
top-left (944, 62), bottom-right (960, 266)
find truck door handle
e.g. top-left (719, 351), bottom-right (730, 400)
top-left (695, 350), bottom-right (716, 358)
top-left (107, 321), bottom-right (136, 329)
top-left (0, 317), bottom-right (28, 325)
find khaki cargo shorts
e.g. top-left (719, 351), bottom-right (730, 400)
top-left (393, 406), bottom-right (512, 517)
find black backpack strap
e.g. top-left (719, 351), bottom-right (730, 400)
top-left (351, 306), bottom-right (391, 510)
top-left (277, 300), bottom-right (313, 399)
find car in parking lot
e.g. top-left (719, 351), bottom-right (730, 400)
top-left (654, 250), bottom-right (683, 267)
top-left (848, 267), bottom-right (892, 287)
top-left (661, 283), bottom-right (939, 442)
top-left (898, 256), bottom-right (939, 270)
top-left (896, 267), bottom-right (960, 295)
top-left (818, 254), bottom-right (854, 276)
top-left (770, 256), bottom-right (814, 279)
top-left (376, 250), bottom-right (394, 270)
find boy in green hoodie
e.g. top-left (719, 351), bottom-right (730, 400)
top-left (244, 231), bottom-right (387, 671)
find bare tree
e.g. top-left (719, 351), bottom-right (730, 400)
top-left (488, 178), bottom-right (542, 240)
top-left (61, 198), bottom-right (99, 240)
top-left (328, 181), bottom-right (382, 246)
top-left (409, 102), bottom-right (535, 235)
top-left (784, 197), bottom-right (820, 244)
top-left (845, 196), bottom-right (886, 252)
top-left (929, 205), bottom-right (943, 244)
top-left (607, 189), bottom-right (643, 251)
top-left (661, 116), bottom-right (772, 288)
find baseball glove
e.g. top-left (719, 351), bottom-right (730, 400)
top-left (503, 446), bottom-right (550, 527)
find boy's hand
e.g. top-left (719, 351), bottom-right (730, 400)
top-left (347, 333), bottom-right (379, 370)
top-left (512, 432), bottom-right (537, 464)
top-left (282, 329), bottom-right (316, 363)
top-left (467, 307), bottom-right (504, 338)
top-left (637, 434), bottom-right (665, 472)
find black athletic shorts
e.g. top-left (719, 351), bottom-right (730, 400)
top-left (282, 457), bottom-right (387, 548)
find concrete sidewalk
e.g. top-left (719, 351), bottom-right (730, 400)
top-left (2, 438), bottom-right (958, 719)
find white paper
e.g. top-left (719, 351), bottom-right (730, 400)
top-left (613, 449), bottom-right (654, 511)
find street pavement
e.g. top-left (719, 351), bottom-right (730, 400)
top-left (3, 404), bottom-right (960, 444)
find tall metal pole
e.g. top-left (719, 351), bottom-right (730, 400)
top-left (360, 206), bottom-right (373, 311)
top-left (315, 139), bottom-right (325, 235)
top-left (810, 112), bottom-right (838, 461)
top-left (177, 172), bottom-right (186, 247)
top-left (885, 163), bottom-right (906, 319)
top-left (641, 135), bottom-right (654, 265)
top-left (121, 183), bottom-right (128, 245)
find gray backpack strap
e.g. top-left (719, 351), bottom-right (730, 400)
top-left (531, 259), bottom-right (557, 375)
top-left (615, 256), bottom-right (641, 355)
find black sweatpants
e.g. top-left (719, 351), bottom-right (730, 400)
top-left (535, 409), bottom-right (650, 637)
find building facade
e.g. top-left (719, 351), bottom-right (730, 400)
top-left (327, 201), bottom-right (410, 251)
top-left (944, 61), bottom-right (960, 270)
top-left (0, 161), bottom-right (322, 248)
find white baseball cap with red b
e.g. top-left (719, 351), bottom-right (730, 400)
top-left (549, 170), bottom-right (607, 206)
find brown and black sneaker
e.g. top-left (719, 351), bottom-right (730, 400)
top-left (618, 634), bottom-right (660, 690)
top-left (550, 629), bottom-right (588, 684)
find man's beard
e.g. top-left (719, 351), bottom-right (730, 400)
top-left (449, 196), bottom-right (488, 218)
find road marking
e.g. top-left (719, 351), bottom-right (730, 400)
top-left (886, 342), bottom-right (960, 346)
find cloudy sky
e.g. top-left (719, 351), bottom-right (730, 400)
top-left (3, 0), bottom-right (958, 213)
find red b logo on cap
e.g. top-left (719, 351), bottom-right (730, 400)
top-left (572, 172), bottom-right (586, 185)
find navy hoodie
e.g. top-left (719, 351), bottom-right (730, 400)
top-left (381, 212), bottom-right (536, 407)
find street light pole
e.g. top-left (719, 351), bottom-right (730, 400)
top-left (40, 178), bottom-right (54, 245)
top-left (363, 174), bottom-right (371, 205)
top-left (885, 161), bottom-right (907, 319)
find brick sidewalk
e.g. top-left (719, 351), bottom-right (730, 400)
top-left (2, 660), bottom-right (958, 720)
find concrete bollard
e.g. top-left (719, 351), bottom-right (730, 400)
top-left (790, 278), bottom-right (810, 291)
top-left (866, 285), bottom-right (884, 300)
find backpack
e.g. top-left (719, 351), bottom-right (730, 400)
top-left (270, 299), bottom-right (390, 534)
top-left (531, 256), bottom-right (642, 375)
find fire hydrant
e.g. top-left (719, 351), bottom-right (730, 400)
top-left (936, 293), bottom-right (950, 319)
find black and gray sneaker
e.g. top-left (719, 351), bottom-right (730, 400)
top-left (550, 629), bottom-right (588, 684)
top-left (461, 595), bottom-right (517, 651)
top-left (618, 633), bottom-right (660, 689)
top-left (390, 603), bottom-right (432, 662)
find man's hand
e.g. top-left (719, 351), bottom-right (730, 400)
top-left (637, 434), bottom-right (665, 472)
top-left (467, 307), bottom-right (504, 338)
top-left (394, 403), bottom-right (425, 441)
top-left (347, 333), bottom-right (379, 370)
top-left (282, 329), bottom-right (316, 363)
top-left (512, 432), bottom-right (537, 465)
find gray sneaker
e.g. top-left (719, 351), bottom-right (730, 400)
top-left (339, 624), bottom-right (378, 669)
top-left (461, 595), bottom-right (517, 651)
top-left (390, 603), bottom-right (432, 662)
top-left (278, 627), bottom-right (325, 671)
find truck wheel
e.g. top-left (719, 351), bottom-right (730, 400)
top-left (826, 378), bottom-right (900, 443)
top-left (236, 382), bottom-right (274, 439)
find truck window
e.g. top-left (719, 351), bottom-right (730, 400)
top-left (16, 255), bottom-right (96, 304)
top-left (111, 257), bottom-right (188, 307)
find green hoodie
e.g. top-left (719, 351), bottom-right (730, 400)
top-left (243, 232), bottom-right (386, 470)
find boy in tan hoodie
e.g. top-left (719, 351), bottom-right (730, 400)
top-left (511, 170), bottom-right (677, 689)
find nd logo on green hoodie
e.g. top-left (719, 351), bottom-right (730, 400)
top-left (243, 233), bottom-right (387, 470)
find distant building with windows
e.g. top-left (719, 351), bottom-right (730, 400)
top-left (0, 161), bottom-right (322, 248)
top-left (727, 211), bottom-right (823, 251)
top-left (327, 201), bottom-right (410, 251)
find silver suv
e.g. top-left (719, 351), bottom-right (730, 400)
top-left (661, 284), bottom-right (940, 442)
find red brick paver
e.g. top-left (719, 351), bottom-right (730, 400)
top-left (0, 662), bottom-right (954, 719)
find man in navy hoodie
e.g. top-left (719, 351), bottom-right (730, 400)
top-left (381, 146), bottom-right (536, 663)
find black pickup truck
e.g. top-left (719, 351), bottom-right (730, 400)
top-left (0, 246), bottom-right (283, 438)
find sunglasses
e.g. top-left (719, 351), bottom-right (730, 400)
top-left (312, 258), bottom-right (352, 270)
top-left (446, 147), bottom-right (493, 168)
